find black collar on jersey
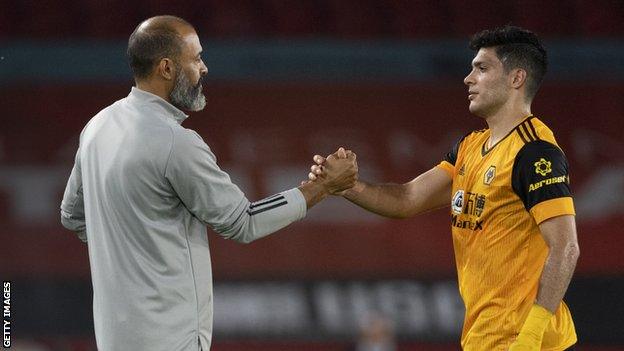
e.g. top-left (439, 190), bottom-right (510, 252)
top-left (481, 115), bottom-right (536, 156)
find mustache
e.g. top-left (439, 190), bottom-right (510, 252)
top-left (194, 75), bottom-right (205, 89)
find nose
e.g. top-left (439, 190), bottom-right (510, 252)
top-left (464, 70), bottom-right (475, 86)
top-left (200, 60), bottom-right (208, 76)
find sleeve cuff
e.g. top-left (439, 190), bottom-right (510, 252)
top-left (436, 161), bottom-right (455, 179)
top-left (76, 230), bottom-right (88, 243)
top-left (530, 197), bottom-right (575, 224)
top-left (285, 188), bottom-right (307, 221)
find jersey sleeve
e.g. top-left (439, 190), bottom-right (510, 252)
top-left (437, 135), bottom-right (464, 177)
top-left (512, 140), bottom-right (575, 224)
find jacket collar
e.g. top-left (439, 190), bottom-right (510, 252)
top-left (128, 87), bottom-right (188, 124)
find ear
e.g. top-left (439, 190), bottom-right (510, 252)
top-left (510, 68), bottom-right (527, 90)
top-left (156, 58), bottom-right (176, 81)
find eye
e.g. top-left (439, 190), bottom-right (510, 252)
top-left (479, 66), bottom-right (486, 72)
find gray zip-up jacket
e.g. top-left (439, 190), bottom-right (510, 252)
top-left (60, 87), bottom-right (306, 351)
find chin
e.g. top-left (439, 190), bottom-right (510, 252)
top-left (468, 102), bottom-right (479, 114)
top-left (192, 95), bottom-right (207, 112)
top-left (468, 103), bottom-right (487, 119)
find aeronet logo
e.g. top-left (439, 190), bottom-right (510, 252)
top-left (483, 166), bottom-right (496, 185)
top-left (451, 190), bottom-right (464, 214)
top-left (534, 158), bottom-right (552, 176)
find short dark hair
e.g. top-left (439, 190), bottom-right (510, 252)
top-left (469, 25), bottom-right (547, 101)
top-left (127, 16), bottom-right (192, 79)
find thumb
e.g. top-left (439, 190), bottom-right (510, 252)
top-left (337, 147), bottom-right (347, 159)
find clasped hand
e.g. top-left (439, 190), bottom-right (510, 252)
top-left (306, 147), bottom-right (358, 195)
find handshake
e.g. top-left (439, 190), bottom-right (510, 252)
top-left (304, 147), bottom-right (359, 196)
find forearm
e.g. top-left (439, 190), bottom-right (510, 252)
top-left (60, 179), bottom-right (88, 242)
top-left (510, 246), bottom-right (578, 351)
top-left (510, 215), bottom-right (579, 350)
top-left (298, 181), bottom-right (330, 209)
top-left (536, 241), bottom-right (580, 312)
top-left (342, 167), bottom-right (451, 218)
top-left (60, 212), bottom-right (88, 242)
top-left (509, 245), bottom-right (578, 350)
top-left (61, 141), bottom-right (87, 242)
top-left (342, 180), bottom-right (413, 219)
top-left (218, 188), bottom-right (307, 244)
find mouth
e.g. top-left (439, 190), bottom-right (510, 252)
top-left (468, 92), bottom-right (478, 100)
top-left (196, 76), bottom-right (205, 89)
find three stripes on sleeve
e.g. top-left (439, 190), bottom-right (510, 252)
top-left (247, 194), bottom-right (288, 216)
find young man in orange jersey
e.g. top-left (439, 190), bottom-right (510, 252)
top-left (310, 26), bottom-right (579, 350)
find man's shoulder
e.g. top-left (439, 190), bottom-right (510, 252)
top-left (525, 116), bottom-right (558, 145)
top-left (97, 96), bottom-right (126, 115)
top-left (168, 127), bottom-right (215, 160)
top-left (507, 117), bottom-right (564, 165)
top-left (457, 128), bottom-right (488, 150)
top-left (85, 98), bottom-right (128, 128)
top-left (170, 125), bottom-right (204, 144)
top-left (511, 118), bottom-right (569, 183)
top-left (464, 128), bottom-right (488, 142)
top-left (80, 100), bottom-right (124, 140)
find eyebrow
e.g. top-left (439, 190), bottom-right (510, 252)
top-left (472, 60), bottom-right (486, 67)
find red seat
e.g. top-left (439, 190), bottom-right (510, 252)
top-left (0, 0), bottom-right (13, 39)
top-left (325, 0), bottom-right (389, 39)
top-left (513, 0), bottom-right (576, 37)
top-left (387, 0), bottom-right (452, 38)
top-left (262, 0), bottom-right (324, 37)
top-left (80, 0), bottom-right (142, 39)
top-left (16, 0), bottom-right (82, 38)
top-left (198, 0), bottom-right (266, 38)
top-left (140, 0), bottom-right (201, 25)
top-left (447, 0), bottom-right (513, 38)
top-left (576, 0), bottom-right (624, 37)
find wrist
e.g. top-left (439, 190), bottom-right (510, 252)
top-left (513, 304), bottom-right (553, 348)
top-left (298, 181), bottom-right (329, 208)
top-left (311, 181), bottom-right (331, 199)
top-left (342, 180), bottom-right (364, 198)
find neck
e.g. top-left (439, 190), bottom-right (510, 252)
top-left (136, 79), bottom-right (172, 104)
top-left (484, 101), bottom-right (532, 147)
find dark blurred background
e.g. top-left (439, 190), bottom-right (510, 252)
top-left (1, 1), bottom-right (624, 350)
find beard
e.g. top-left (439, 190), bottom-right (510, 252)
top-left (170, 69), bottom-right (206, 112)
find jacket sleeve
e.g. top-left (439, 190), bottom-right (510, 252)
top-left (60, 143), bottom-right (88, 242)
top-left (164, 128), bottom-right (306, 243)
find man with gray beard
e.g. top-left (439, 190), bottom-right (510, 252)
top-left (60, 15), bottom-right (358, 351)
top-left (170, 63), bottom-right (206, 111)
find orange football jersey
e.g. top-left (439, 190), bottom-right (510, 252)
top-left (437, 116), bottom-right (577, 350)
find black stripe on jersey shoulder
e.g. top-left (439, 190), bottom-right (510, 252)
top-left (521, 123), bottom-right (536, 142)
top-left (482, 116), bottom-right (535, 155)
top-left (524, 119), bottom-right (541, 141)
top-left (515, 126), bottom-right (529, 144)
